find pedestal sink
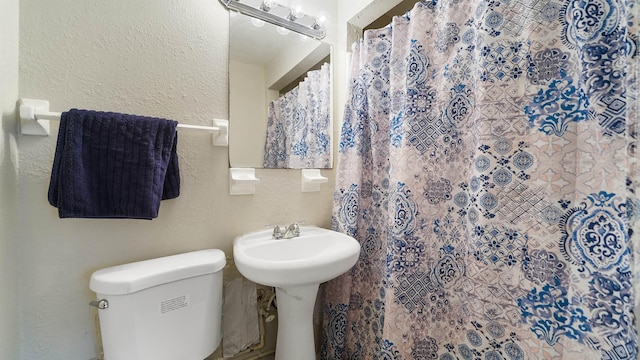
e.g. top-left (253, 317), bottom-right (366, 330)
top-left (233, 226), bottom-right (360, 360)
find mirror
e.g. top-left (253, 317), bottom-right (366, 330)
top-left (228, 11), bottom-right (332, 169)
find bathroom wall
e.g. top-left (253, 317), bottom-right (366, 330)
top-left (16, 0), bottom-right (335, 359)
top-left (0, 0), bottom-right (21, 358)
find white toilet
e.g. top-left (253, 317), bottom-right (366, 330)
top-left (89, 249), bottom-right (226, 360)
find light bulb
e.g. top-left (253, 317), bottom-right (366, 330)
top-left (251, 18), bottom-right (266, 27)
top-left (312, 15), bottom-right (326, 30)
top-left (260, 0), bottom-right (277, 12)
top-left (277, 26), bottom-right (290, 35)
top-left (287, 6), bottom-right (303, 21)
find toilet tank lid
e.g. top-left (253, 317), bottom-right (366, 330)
top-left (89, 249), bottom-right (226, 295)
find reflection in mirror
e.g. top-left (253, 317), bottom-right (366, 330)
top-left (229, 12), bottom-right (332, 169)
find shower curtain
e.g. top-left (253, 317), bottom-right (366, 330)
top-left (323, 1), bottom-right (639, 359)
top-left (263, 62), bottom-right (331, 168)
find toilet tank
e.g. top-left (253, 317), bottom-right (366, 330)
top-left (90, 249), bottom-right (226, 360)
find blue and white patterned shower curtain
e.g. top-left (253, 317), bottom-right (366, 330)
top-left (263, 62), bottom-right (331, 168)
top-left (323, 1), bottom-right (639, 359)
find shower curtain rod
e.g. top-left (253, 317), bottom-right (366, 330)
top-left (18, 98), bottom-right (229, 146)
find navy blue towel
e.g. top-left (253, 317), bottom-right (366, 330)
top-left (48, 109), bottom-right (180, 219)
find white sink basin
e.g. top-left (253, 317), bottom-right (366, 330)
top-left (233, 226), bottom-right (360, 287)
top-left (233, 226), bottom-right (360, 360)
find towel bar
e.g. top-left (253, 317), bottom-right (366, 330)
top-left (18, 98), bottom-right (229, 147)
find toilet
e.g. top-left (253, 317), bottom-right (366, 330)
top-left (89, 249), bottom-right (226, 360)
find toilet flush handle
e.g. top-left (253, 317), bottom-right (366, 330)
top-left (89, 299), bottom-right (109, 310)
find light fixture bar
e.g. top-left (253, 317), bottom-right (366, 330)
top-left (220, 0), bottom-right (326, 40)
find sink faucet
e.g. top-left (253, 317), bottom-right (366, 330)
top-left (268, 221), bottom-right (304, 239)
top-left (283, 222), bottom-right (301, 238)
top-left (269, 225), bottom-right (284, 239)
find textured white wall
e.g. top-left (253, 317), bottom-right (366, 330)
top-left (17, 0), bottom-right (334, 359)
top-left (0, 0), bottom-right (21, 358)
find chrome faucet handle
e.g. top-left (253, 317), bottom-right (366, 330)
top-left (286, 221), bottom-right (305, 237)
top-left (266, 224), bottom-right (283, 239)
top-left (289, 223), bottom-right (300, 237)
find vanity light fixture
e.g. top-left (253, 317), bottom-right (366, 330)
top-left (219, 0), bottom-right (326, 40)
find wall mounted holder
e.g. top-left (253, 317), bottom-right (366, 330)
top-left (301, 169), bottom-right (328, 192)
top-left (19, 99), bottom-right (52, 136)
top-left (230, 168), bottom-right (260, 195)
top-left (18, 98), bottom-right (229, 146)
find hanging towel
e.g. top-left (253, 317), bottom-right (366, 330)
top-left (48, 109), bottom-right (180, 219)
top-left (221, 278), bottom-right (260, 357)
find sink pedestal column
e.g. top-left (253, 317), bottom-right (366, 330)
top-left (274, 284), bottom-right (319, 360)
